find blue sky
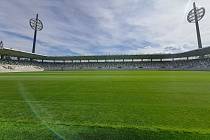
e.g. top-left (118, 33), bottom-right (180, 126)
top-left (0, 0), bottom-right (210, 56)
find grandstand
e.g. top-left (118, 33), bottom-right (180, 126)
top-left (1, 46), bottom-right (210, 71)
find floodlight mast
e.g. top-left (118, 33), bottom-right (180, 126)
top-left (187, 2), bottom-right (205, 49)
top-left (0, 41), bottom-right (3, 49)
top-left (32, 14), bottom-right (38, 53)
top-left (193, 2), bottom-right (202, 49)
top-left (30, 14), bottom-right (43, 53)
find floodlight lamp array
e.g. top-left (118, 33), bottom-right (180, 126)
top-left (187, 7), bottom-right (205, 23)
top-left (30, 18), bottom-right (43, 31)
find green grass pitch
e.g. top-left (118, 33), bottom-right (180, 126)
top-left (1, 71), bottom-right (210, 140)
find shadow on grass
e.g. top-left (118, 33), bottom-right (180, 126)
top-left (74, 127), bottom-right (210, 140)
top-left (1, 122), bottom-right (210, 140)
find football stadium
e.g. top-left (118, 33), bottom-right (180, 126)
top-left (1, 0), bottom-right (210, 140)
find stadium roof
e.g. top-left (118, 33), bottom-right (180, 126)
top-left (0, 47), bottom-right (210, 61)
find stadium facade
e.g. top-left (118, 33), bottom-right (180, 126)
top-left (1, 47), bottom-right (210, 71)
